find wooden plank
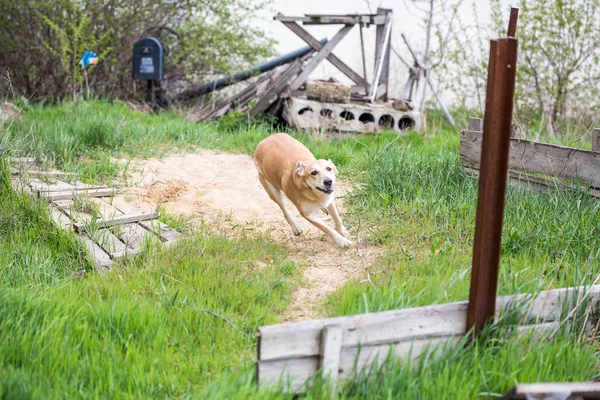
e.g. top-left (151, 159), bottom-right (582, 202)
top-left (257, 285), bottom-right (600, 362)
top-left (29, 179), bottom-right (76, 193)
top-left (110, 197), bottom-right (142, 214)
top-left (281, 21), bottom-right (367, 87)
top-left (593, 128), bottom-right (600, 153)
top-left (503, 382), bottom-right (600, 399)
top-left (464, 167), bottom-right (600, 198)
top-left (91, 228), bottom-right (127, 256)
top-left (49, 204), bottom-right (72, 230)
top-left (274, 14), bottom-right (387, 25)
top-left (248, 60), bottom-right (303, 118)
top-left (138, 219), bottom-right (182, 243)
top-left (370, 11), bottom-right (392, 102)
top-left (257, 357), bottom-right (319, 391)
top-left (320, 326), bottom-right (343, 385)
top-left (41, 187), bottom-right (117, 201)
top-left (78, 234), bottom-right (113, 271)
top-left (460, 130), bottom-right (600, 189)
top-left (91, 198), bottom-right (124, 220)
top-left (73, 211), bottom-right (159, 233)
top-left (116, 223), bottom-right (153, 250)
top-left (12, 178), bottom-right (33, 196)
top-left (288, 25), bottom-right (354, 91)
top-left (258, 322), bottom-right (570, 393)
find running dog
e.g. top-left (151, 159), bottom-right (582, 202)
top-left (254, 133), bottom-right (352, 247)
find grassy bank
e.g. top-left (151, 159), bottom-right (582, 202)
top-left (1, 101), bottom-right (599, 398)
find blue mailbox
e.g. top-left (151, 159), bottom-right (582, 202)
top-left (133, 36), bottom-right (164, 80)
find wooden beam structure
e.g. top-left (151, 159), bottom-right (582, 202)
top-left (289, 25), bottom-right (354, 91)
top-left (280, 20), bottom-right (367, 87)
top-left (274, 14), bottom-right (387, 25)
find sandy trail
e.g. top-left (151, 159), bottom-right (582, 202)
top-left (121, 150), bottom-right (381, 321)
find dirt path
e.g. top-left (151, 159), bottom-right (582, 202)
top-left (121, 150), bottom-right (381, 321)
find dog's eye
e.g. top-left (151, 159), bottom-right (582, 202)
top-left (326, 167), bottom-right (332, 171)
top-left (311, 170), bottom-right (318, 176)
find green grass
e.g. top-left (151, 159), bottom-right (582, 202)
top-left (327, 140), bottom-right (600, 317)
top-left (1, 101), bottom-right (599, 399)
top-left (0, 161), bottom-right (299, 398)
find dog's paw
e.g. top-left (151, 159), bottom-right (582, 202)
top-left (336, 236), bottom-right (354, 248)
top-left (292, 226), bottom-right (303, 236)
top-left (337, 226), bottom-right (351, 238)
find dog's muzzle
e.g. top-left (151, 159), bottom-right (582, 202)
top-left (316, 186), bottom-right (334, 194)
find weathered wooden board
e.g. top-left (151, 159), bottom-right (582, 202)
top-left (11, 178), bottom-right (33, 196)
top-left (460, 130), bottom-right (600, 188)
top-left (78, 234), bottom-right (113, 271)
top-left (593, 128), bottom-right (600, 153)
top-left (41, 187), bottom-right (116, 201)
top-left (29, 178), bottom-right (76, 193)
top-left (464, 167), bottom-right (600, 198)
top-left (73, 211), bottom-right (159, 233)
top-left (502, 382), bottom-right (600, 399)
top-left (139, 219), bottom-right (182, 243)
top-left (90, 228), bottom-right (128, 256)
top-left (274, 14), bottom-right (387, 25)
top-left (91, 198), bottom-right (124, 220)
top-left (257, 286), bottom-right (600, 391)
top-left (49, 204), bottom-right (71, 230)
top-left (116, 223), bottom-right (153, 250)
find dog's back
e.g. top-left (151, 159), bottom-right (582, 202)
top-left (254, 133), bottom-right (315, 190)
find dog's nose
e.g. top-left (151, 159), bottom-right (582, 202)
top-left (324, 178), bottom-right (332, 187)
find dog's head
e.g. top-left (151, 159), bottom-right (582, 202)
top-left (295, 159), bottom-right (338, 195)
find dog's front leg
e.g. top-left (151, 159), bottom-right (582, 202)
top-left (327, 202), bottom-right (350, 238)
top-left (303, 211), bottom-right (353, 247)
top-left (258, 174), bottom-right (303, 236)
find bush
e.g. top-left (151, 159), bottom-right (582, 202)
top-left (0, 0), bottom-right (275, 102)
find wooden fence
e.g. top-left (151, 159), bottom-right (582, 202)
top-left (257, 285), bottom-right (600, 392)
top-left (461, 118), bottom-right (600, 197)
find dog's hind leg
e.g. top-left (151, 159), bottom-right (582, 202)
top-left (302, 211), bottom-right (353, 247)
top-left (258, 173), bottom-right (304, 236)
top-left (327, 202), bottom-right (350, 238)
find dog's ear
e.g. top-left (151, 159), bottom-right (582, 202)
top-left (328, 159), bottom-right (339, 176)
top-left (295, 161), bottom-right (306, 176)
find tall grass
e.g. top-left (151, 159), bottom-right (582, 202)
top-left (3, 100), bottom-right (402, 184)
top-left (1, 101), bottom-right (599, 398)
top-left (329, 139), bottom-right (600, 316)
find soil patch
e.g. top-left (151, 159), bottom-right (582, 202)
top-left (123, 150), bottom-right (381, 320)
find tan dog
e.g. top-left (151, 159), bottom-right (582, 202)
top-left (254, 133), bottom-right (353, 247)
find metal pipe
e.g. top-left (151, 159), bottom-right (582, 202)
top-left (175, 39), bottom-right (327, 101)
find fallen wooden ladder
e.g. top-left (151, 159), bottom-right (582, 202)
top-left (11, 161), bottom-right (183, 272)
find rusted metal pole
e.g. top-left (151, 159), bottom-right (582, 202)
top-left (507, 8), bottom-right (519, 37)
top-left (466, 36), bottom-right (519, 334)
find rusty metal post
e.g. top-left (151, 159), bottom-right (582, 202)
top-left (466, 37), bottom-right (519, 334)
top-left (507, 8), bottom-right (519, 37)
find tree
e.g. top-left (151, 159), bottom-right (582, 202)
top-left (492, 0), bottom-right (600, 134)
top-left (0, 0), bottom-right (275, 101)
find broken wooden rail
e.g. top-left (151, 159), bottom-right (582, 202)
top-left (257, 285), bottom-right (600, 392)
top-left (461, 118), bottom-right (600, 197)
